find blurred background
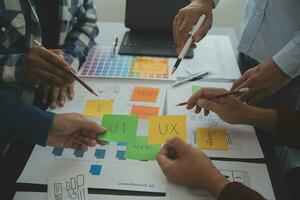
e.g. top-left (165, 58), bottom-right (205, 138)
top-left (94, 0), bottom-right (247, 38)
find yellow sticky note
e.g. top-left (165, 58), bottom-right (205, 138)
top-left (133, 57), bottom-right (168, 75)
top-left (196, 128), bottom-right (228, 150)
top-left (83, 100), bottom-right (113, 117)
top-left (148, 115), bottom-right (187, 144)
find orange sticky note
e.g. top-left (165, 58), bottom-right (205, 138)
top-left (131, 87), bottom-right (159, 102)
top-left (148, 115), bottom-right (187, 144)
top-left (131, 105), bottom-right (160, 119)
top-left (196, 128), bottom-right (228, 150)
top-left (83, 100), bottom-right (113, 117)
top-left (133, 57), bottom-right (168, 75)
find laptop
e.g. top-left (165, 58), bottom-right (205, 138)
top-left (119, 0), bottom-right (193, 58)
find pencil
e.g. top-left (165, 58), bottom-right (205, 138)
top-left (175, 87), bottom-right (249, 106)
top-left (33, 40), bottom-right (98, 97)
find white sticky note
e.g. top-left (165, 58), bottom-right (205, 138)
top-left (48, 174), bottom-right (88, 200)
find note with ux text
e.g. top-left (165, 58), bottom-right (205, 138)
top-left (148, 115), bottom-right (187, 144)
top-left (98, 114), bottom-right (138, 142)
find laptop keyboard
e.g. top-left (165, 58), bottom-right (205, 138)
top-left (122, 32), bottom-right (177, 48)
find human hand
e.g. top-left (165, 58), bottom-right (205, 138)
top-left (231, 60), bottom-right (290, 105)
top-left (173, 0), bottom-right (214, 54)
top-left (186, 88), bottom-right (252, 124)
top-left (47, 113), bottom-right (107, 152)
top-left (157, 137), bottom-right (229, 198)
top-left (21, 47), bottom-right (74, 87)
top-left (41, 84), bottom-right (74, 109)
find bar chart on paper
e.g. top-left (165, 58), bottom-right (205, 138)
top-left (18, 143), bottom-right (166, 193)
top-left (79, 47), bottom-right (170, 80)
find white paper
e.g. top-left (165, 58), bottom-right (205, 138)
top-left (166, 161), bottom-right (275, 200)
top-left (171, 35), bottom-right (241, 79)
top-left (14, 192), bottom-right (166, 200)
top-left (48, 174), bottom-right (88, 200)
top-left (17, 143), bottom-right (166, 193)
top-left (167, 81), bottom-right (264, 159)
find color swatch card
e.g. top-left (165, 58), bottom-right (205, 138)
top-left (98, 114), bottom-right (138, 142)
top-left (196, 128), bottom-right (228, 150)
top-left (84, 100), bottom-right (113, 117)
top-left (131, 87), bottom-right (159, 102)
top-left (125, 136), bottom-right (161, 161)
top-left (79, 47), bottom-right (170, 80)
top-left (148, 115), bottom-right (187, 144)
top-left (130, 105), bottom-right (160, 119)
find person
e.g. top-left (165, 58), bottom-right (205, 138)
top-left (157, 137), bottom-right (266, 200)
top-left (0, 91), bottom-right (107, 150)
top-left (0, 0), bottom-right (99, 109)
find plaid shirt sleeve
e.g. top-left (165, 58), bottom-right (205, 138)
top-left (0, 53), bottom-right (25, 84)
top-left (62, 0), bottom-right (99, 71)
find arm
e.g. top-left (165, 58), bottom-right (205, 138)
top-left (0, 53), bottom-right (24, 84)
top-left (0, 91), bottom-right (54, 145)
top-left (156, 137), bottom-right (265, 199)
top-left (62, 0), bottom-right (99, 70)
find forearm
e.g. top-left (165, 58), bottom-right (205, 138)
top-left (243, 106), bottom-right (277, 135)
top-left (192, 0), bottom-right (219, 8)
top-left (0, 91), bottom-right (54, 145)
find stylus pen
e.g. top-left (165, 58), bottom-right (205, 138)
top-left (112, 35), bottom-right (118, 57)
top-left (171, 15), bottom-right (206, 75)
top-left (33, 40), bottom-right (98, 97)
top-left (176, 88), bottom-right (250, 106)
top-left (172, 71), bottom-right (208, 87)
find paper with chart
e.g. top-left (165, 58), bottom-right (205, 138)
top-left (171, 34), bottom-right (241, 80)
top-left (167, 81), bottom-right (264, 159)
top-left (166, 161), bottom-right (275, 200)
top-left (14, 192), bottom-right (166, 200)
top-left (17, 142), bottom-right (166, 192)
top-left (48, 174), bottom-right (88, 200)
top-left (53, 80), bottom-right (167, 118)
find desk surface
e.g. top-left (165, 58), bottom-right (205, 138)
top-left (10, 22), bottom-right (290, 200)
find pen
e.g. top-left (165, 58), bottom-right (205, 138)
top-left (33, 40), bottom-right (98, 97)
top-left (172, 71), bottom-right (208, 87)
top-left (112, 35), bottom-right (118, 57)
top-left (176, 87), bottom-right (249, 106)
top-left (171, 15), bottom-right (206, 75)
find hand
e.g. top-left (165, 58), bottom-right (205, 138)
top-left (42, 84), bottom-right (75, 109)
top-left (47, 113), bottom-right (107, 152)
top-left (21, 46), bottom-right (74, 87)
top-left (231, 60), bottom-right (290, 105)
top-left (173, 0), bottom-right (214, 54)
top-left (186, 88), bottom-right (252, 124)
top-left (157, 137), bottom-right (229, 198)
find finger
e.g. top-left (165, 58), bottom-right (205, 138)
top-left (239, 88), bottom-right (257, 103)
top-left (173, 15), bottom-right (179, 45)
top-left (231, 73), bottom-right (250, 91)
top-left (75, 134), bottom-right (98, 147)
top-left (67, 84), bottom-right (74, 100)
top-left (195, 105), bottom-right (201, 114)
top-left (247, 92), bottom-right (266, 105)
top-left (58, 87), bottom-right (67, 107)
top-left (50, 49), bottom-right (64, 58)
top-left (50, 87), bottom-right (60, 109)
top-left (42, 86), bottom-right (50, 104)
top-left (31, 67), bottom-right (66, 87)
top-left (166, 137), bottom-right (187, 156)
top-left (178, 19), bottom-right (191, 53)
top-left (97, 140), bottom-right (108, 146)
top-left (157, 144), bottom-right (174, 174)
top-left (71, 141), bottom-right (88, 152)
top-left (193, 13), bottom-right (212, 42)
top-left (197, 98), bottom-right (220, 113)
top-left (204, 109), bottom-right (209, 116)
top-left (80, 119), bottom-right (107, 139)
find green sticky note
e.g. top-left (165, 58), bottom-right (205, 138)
top-left (125, 136), bottom-right (161, 160)
top-left (192, 86), bottom-right (202, 94)
top-left (98, 114), bottom-right (138, 142)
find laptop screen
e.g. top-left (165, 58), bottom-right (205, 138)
top-left (125, 0), bottom-right (191, 31)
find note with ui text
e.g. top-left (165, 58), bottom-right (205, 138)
top-left (125, 136), bottom-right (161, 160)
top-left (83, 100), bottom-right (113, 117)
top-left (131, 105), bottom-right (160, 119)
top-left (98, 114), bottom-right (138, 142)
top-left (131, 87), bottom-right (159, 102)
top-left (196, 128), bottom-right (228, 150)
top-left (148, 115), bottom-right (187, 144)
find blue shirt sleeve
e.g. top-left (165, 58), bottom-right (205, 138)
top-left (0, 91), bottom-right (55, 146)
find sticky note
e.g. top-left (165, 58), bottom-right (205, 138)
top-left (133, 57), bottom-right (168, 75)
top-left (125, 136), bottom-right (161, 160)
top-left (148, 115), bottom-right (187, 144)
top-left (83, 100), bottom-right (113, 117)
top-left (192, 86), bottom-right (202, 94)
top-left (196, 128), bottom-right (228, 150)
top-left (131, 105), bottom-right (160, 119)
top-left (131, 87), bottom-right (159, 102)
top-left (98, 114), bottom-right (138, 142)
